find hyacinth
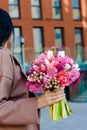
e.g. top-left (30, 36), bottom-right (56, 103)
top-left (26, 48), bottom-right (81, 121)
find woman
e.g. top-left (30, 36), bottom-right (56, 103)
top-left (0, 9), bottom-right (65, 130)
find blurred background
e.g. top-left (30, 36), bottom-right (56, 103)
top-left (1, 1), bottom-right (87, 130)
top-left (1, 0), bottom-right (87, 102)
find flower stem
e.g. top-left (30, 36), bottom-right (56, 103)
top-left (49, 98), bottom-right (72, 121)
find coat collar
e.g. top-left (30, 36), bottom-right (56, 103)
top-left (13, 56), bottom-right (27, 78)
top-left (0, 46), bottom-right (12, 54)
top-left (0, 46), bottom-right (27, 78)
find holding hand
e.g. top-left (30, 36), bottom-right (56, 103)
top-left (37, 88), bottom-right (65, 109)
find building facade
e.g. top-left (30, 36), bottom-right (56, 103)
top-left (1, 0), bottom-right (87, 99)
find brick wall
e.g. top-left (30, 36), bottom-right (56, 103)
top-left (1, 0), bottom-right (87, 99)
top-left (1, 0), bottom-right (87, 60)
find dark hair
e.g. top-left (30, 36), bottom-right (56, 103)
top-left (0, 8), bottom-right (14, 46)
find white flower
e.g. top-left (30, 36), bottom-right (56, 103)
top-left (31, 74), bottom-right (34, 77)
top-left (47, 50), bottom-right (53, 60)
top-left (74, 63), bottom-right (80, 70)
top-left (38, 80), bottom-right (40, 83)
top-left (45, 59), bottom-right (51, 67)
top-left (65, 63), bottom-right (71, 70)
top-left (50, 85), bottom-right (52, 88)
top-left (74, 63), bottom-right (79, 68)
top-left (39, 76), bottom-right (43, 79)
top-left (33, 71), bottom-right (36, 74)
top-left (58, 51), bottom-right (65, 57)
top-left (27, 76), bottom-right (30, 81)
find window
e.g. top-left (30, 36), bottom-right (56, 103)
top-left (12, 27), bottom-right (24, 66)
top-left (52, 0), bottom-right (62, 20)
top-left (33, 28), bottom-right (44, 56)
top-left (8, 0), bottom-right (20, 18)
top-left (54, 28), bottom-right (64, 48)
top-left (72, 0), bottom-right (81, 20)
top-left (75, 28), bottom-right (84, 62)
top-left (13, 27), bottom-right (21, 53)
top-left (31, 0), bottom-right (41, 19)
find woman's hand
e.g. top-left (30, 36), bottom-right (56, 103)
top-left (37, 88), bottom-right (65, 109)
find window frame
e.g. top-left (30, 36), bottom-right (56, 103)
top-left (54, 27), bottom-right (64, 48)
top-left (75, 28), bottom-right (84, 62)
top-left (12, 27), bottom-right (22, 53)
top-left (33, 27), bottom-right (44, 55)
top-left (52, 0), bottom-right (62, 20)
top-left (12, 27), bottom-right (25, 67)
top-left (8, 0), bottom-right (21, 19)
top-left (75, 28), bottom-right (83, 45)
top-left (72, 0), bottom-right (81, 20)
top-left (31, 0), bottom-right (42, 20)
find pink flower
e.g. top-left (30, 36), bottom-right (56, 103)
top-left (33, 65), bottom-right (39, 72)
top-left (64, 56), bottom-right (74, 65)
top-left (39, 64), bottom-right (47, 72)
top-left (69, 69), bottom-right (80, 84)
top-left (28, 83), bottom-right (44, 94)
top-left (39, 53), bottom-right (46, 62)
top-left (47, 67), bottom-right (57, 77)
top-left (58, 56), bottom-right (74, 67)
top-left (43, 75), bottom-right (51, 87)
top-left (34, 53), bottom-right (46, 64)
top-left (25, 49), bottom-right (81, 95)
top-left (45, 59), bottom-right (51, 67)
top-left (56, 71), bottom-right (69, 87)
top-left (50, 57), bottom-right (59, 67)
top-left (34, 58), bottom-right (40, 65)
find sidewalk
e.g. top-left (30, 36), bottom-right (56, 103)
top-left (40, 102), bottom-right (87, 130)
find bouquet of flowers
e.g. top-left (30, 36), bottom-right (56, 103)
top-left (25, 48), bottom-right (81, 121)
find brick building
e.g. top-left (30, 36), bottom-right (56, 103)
top-left (0, 0), bottom-right (87, 99)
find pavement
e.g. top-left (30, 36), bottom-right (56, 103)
top-left (40, 101), bottom-right (87, 130)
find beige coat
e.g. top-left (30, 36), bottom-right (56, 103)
top-left (0, 47), bottom-right (40, 130)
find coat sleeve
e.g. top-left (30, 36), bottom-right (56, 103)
top-left (0, 50), bottom-right (40, 125)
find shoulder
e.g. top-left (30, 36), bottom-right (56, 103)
top-left (0, 47), bottom-right (14, 79)
top-left (0, 47), bottom-right (13, 63)
top-left (0, 46), bottom-right (12, 56)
